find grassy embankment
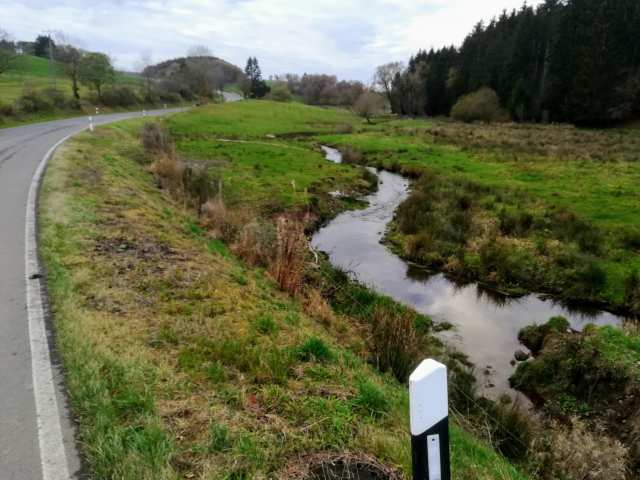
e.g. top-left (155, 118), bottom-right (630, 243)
top-left (40, 101), bottom-right (530, 479)
top-left (317, 120), bottom-right (640, 314)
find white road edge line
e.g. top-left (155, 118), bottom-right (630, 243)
top-left (25, 131), bottom-right (82, 480)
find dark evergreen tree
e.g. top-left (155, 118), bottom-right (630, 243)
top-left (244, 57), bottom-right (270, 99)
top-left (390, 0), bottom-right (640, 125)
top-left (34, 35), bottom-right (53, 58)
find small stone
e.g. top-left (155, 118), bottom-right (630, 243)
top-left (514, 349), bottom-right (530, 362)
top-left (510, 360), bottom-right (517, 366)
top-left (29, 273), bottom-right (43, 280)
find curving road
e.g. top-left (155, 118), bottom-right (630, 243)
top-left (0, 108), bottom-right (185, 479)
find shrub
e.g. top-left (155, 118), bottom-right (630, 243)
top-left (451, 87), bottom-right (509, 123)
top-left (620, 227), bottom-right (640, 251)
top-left (335, 123), bottom-right (354, 134)
top-left (149, 154), bottom-right (185, 193)
top-left (42, 88), bottom-right (66, 108)
top-left (551, 209), bottom-right (603, 254)
top-left (341, 146), bottom-right (363, 164)
top-left (17, 87), bottom-right (52, 113)
top-left (369, 302), bottom-right (421, 382)
top-left (0, 102), bottom-right (15, 117)
top-left (158, 91), bottom-right (183, 104)
top-left (101, 86), bottom-right (140, 107)
top-left (268, 82), bottom-right (292, 102)
top-left (64, 97), bottom-right (82, 110)
top-left (140, 122), bottom-right (174, 157)
top-left (534, 418), bottom-right (628, 480)
top-left (182, 165), bottom-right (217, 208)
top-left (141, 89), bottom-right (160, 105)
top-left (201, 200), bottom-right (249, 244)
top-left (233, 221), bottom-right (276, 267)
top-left (296, 337), bottom-right (333, 362)
top-left (269, 217), bottom-right (308, 296)
top-left (498, 208), bottom-right (534, 236)
top-left (574, 259), bottom-right (607, 297)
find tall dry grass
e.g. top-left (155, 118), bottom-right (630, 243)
top-left (269, 217), bottom-right (308, 297)
top-left (201, 199), bottom-right (250, 244)
top-left (233, 220), bottom-right (276, 267)
top-left (533, 418), bottom-right (629, 480)
top-left (141, 122), bottom-right (175, 157)
top-left (369, 303), bottom-right (421, 382)
top-left (149, 154), bottom-right (185, 194)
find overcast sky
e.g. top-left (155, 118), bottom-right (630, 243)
top-left (2, 0), bottom-right (541, 81)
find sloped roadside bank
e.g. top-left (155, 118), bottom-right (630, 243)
top-left (39, 104), bottom-right (531, 479)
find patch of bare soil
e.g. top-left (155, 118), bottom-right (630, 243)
top-left (283, 453), bottom-right (401, 480)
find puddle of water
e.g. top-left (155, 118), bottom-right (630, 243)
top-left (312, 154), bottom-right (624, 397)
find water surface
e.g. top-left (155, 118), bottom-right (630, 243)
top-left (313, 149), bottom-right (623, 395)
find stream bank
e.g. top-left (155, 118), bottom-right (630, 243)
top-left (313, 147), bottom-right (624, 397)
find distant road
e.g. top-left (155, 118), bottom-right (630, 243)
top-left (223, 91), bottom-right (243, 102)
top-left (0, 108), bottom-right (184, 479)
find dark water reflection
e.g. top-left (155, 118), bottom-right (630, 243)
top-left (312, 160), bottom-right (623, 396)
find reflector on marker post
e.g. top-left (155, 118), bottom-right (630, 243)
top-left (410, 359), bottom-right (450, 480)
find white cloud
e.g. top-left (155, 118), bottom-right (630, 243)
top-left (0, 0), bottom-right (541, 80)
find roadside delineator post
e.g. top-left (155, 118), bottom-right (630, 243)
top-left (88, 116), bottom-right (94, 132)
top-left (142, 109), bottom-right (147, 117)
top-left (410, 359), bottom-right (451, 480)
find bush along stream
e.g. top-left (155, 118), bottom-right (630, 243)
top-left (510, 317), bottom-right (640, 475)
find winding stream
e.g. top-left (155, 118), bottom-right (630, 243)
top-left (313, 147), bottom-right (623, 396)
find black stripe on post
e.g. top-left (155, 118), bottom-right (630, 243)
top-left (411, 416), bottom-right (450, 480)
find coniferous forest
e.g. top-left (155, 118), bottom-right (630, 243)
top-left (390, 0), bottom-right (640, 125)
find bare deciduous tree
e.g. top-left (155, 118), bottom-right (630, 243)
top-left (353, 90), bottom-right (385, 124)
top-left (0, 28), bottom-right (16, 75)
top-left (374, 62), bottom-right (404, 105)
top-left (136, 52), bottom-right (154, 94)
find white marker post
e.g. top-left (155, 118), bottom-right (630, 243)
top-left (95, 106), bottom-right (100, 115)
top-left (88, 116), bottom-right (94, 132)
top-left (410, 359), bottom-right (451, 480)
top-left (142, 109), bottom-right (147, 117)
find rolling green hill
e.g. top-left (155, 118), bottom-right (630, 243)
top-left (0, 54), bottom-right (142, 104)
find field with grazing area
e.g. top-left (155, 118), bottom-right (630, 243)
top-left (40, 101), bottom-right (532, 479)
top-left (0, 54), bottom-right (141, 103)
top-left (317, 119), bottom-right (640, 313)
top-left (0, 54), bottom-right (151, 128)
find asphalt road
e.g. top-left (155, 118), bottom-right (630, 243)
top-left (0, 107), bottom-right (185, 479)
